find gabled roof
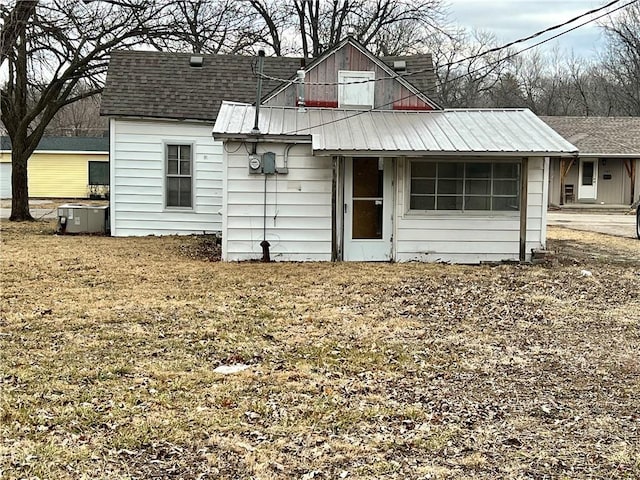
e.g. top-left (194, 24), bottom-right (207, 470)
top-left (263, 36), bottom-right (439, 109)
top-left (541, 116), bottom-right (640, 157)
top-left (100, 51), bottom-right (303, 122)
top-left (214, 102), bottom-right (577, 157)
top-left (0, 136), bottom-right (109, 152)
top-left (100, 47), bottom-right (438, 122)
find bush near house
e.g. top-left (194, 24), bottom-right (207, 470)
top-left (1, 221), bottom-right (638, 479)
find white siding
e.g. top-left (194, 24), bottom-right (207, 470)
top-left (223, 143), bottom-right (332, 261)
top-left (110, 119), bottom-right (222, 236)
top-left (394, 157), bottom-right (546, 263)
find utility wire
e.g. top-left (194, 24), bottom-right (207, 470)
top-left (281, 0), bottom-right (638, 135)
top-left (258, 0), bottom-right (634, 87)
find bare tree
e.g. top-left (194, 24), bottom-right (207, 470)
top-left (428, 29), bottom-right (514, 107)
top-left (601, 3), bottom-right (640, 115)
top-left (46, 89), bottom-right (108, 137)
top-left (249, 0), bottom-right (445, 57)
top-left (0, 0), bottom-right (37, 63)
top-left (149, 0), bottom-right (259, 54)
top-left (1, 0), bottom-right (165, 221)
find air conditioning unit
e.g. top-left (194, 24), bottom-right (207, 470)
top-left (57, 204), bottom-right (109, 234)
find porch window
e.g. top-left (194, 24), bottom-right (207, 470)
top-left (166, 144), bottom-right (192, 208)
top-left (409, 160), bottom-right (520, 212)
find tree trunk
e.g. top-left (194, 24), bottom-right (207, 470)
top-left (10, 147), bottom-right (33, 221)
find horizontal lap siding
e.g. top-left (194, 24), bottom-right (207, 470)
top-left (395, 157), bottom-right (546, 263)
top-left (111, 119), bottom-right (222, 237)
top-left (224, 143), bottom-right (332, 261)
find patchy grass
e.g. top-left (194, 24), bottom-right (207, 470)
top-left (1, 220), bottom-right (639, 479)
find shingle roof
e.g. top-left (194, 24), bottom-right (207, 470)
top-left (100, 49), bottom-right (437, 122)
top-left (0, 136), bottom-right (108, 152)
top-left (214, 102), bottom-right (577, 157)
top-left (540, 116), bottom-right (640, 156)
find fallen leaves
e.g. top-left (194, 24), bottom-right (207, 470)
top-left (0, 221), bottom-right (639, 479)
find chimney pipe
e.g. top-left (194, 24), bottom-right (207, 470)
top-left (252, 50), bottom-right (266, 135)
top-left (297, 69), bottom-right (306, 112)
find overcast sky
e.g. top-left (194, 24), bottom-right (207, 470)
top-left (445, 0), bottom-right (622, 59)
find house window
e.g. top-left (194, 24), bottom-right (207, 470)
top-left (166, 144), bottom-right (192, 208)
top-left (409, 160), bottom-right (520, 212)
top-left (88, 161), bottom-right (109, 185)
top-left (338, 70), bottom-right (375, 108)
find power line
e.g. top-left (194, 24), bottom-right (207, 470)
top-left (259, 0), bottom-right (633, 87)
top-left (281, 0), bottom-right (638, 135)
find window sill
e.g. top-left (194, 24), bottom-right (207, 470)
top-left (405, 210), bottom-right (520, 218)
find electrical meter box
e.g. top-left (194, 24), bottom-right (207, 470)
top-left (57, 204), bottom-right (109, 234)
top-left (262, 152), bottom-right (276, 174)
top-left (248, 154), bottom-right (262, 174)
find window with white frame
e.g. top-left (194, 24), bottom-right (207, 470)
top-left (338, 70), bottom-right (375, 107)
top-left (166, 144), bottom-right (192, 208)
top-left (409, 160), bottom-right (521, 212)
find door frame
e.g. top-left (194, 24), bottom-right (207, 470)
top-left (342, 156), bottom-right (394, 261)
top-left (578, 158), bottom-right (598, 201)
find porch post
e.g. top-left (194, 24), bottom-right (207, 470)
top-left (331, 156), bottom-right (338, 261)
top-left (519, 157), bottom-right (529, 262)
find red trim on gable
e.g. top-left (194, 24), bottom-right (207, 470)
top-left (392, 104), bottom-right (434, 111)
top-left (303, 100), bottom-right (339, 108)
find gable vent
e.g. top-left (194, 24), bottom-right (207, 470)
top-left (393, 60), bottom-right (406, 72)
top-left (190, 56), bottom-right (204, 67)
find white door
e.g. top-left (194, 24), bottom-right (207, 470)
top-left (578, 159), bottom-right (598, 200)
top-left (343, 157), bottom-right (393, 261)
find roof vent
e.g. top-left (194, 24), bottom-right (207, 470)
top-left (189, 56), bottom-right (203, 67)
top-left (393, 60), bottom-right (406, 72)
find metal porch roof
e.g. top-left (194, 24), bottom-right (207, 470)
top-left (213, 102), bottom-right (578, 157)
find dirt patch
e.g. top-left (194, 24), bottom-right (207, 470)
top-left (1, 222), bottom-right (638, 479)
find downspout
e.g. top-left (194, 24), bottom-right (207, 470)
top-left (252, 49), bottom-right (270, 261)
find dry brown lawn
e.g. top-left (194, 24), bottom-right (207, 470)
top-left (1, 220), bottom-right (639, 479)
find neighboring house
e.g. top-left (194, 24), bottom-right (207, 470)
top-left (541, 116), bottom-right (640, 206)
top-left (103, 37), bottom-right (576, 263)
top-left (0, 136), bottom-right (109, 199)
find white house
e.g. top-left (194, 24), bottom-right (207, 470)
top-left (102, 37), bottom-right (577, 262)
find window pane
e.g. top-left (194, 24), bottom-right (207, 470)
top-left (412, 162), bottom-right (436, 177)
top-left (494, 163), bottom-right (519, 178)
top-left (411, 179), bottom-right (435, 195)
top-left (353, 158), bottom-right (382, 198)
top-left (352, 200), bottom-right (382, 239)
top-left (582, 161), bottom-right (594, 185)
top-left (179, 178), bottom-right (192, 207)
top-left (493, 196), bottom-right (519, 211)
top-left (438, 162), bottom-right (464, 178)
top-left (88, 161), bottom-right (109, 185)
top-left (466, 163), bottom-right (491, 178)
top-left (410, 195), bottom-right (435, 210)
top-left (494, 179), bottom-right (518, 195)
top-left (167, 177), bottom-right (179, 206)
top-left (438, 179), bottom-right (463, 194)
top-left (180, 160), bottom-right (191, 175)
top-left (168, 159), bottom-right (178, 175)
top-left (437, 196), bottom-right (462, 210)
top-left (180, 145), bottom-right (191, 161)
top-left (168, 145), bottom-right (179, 160)
top-left (466, 179), bottom-right (490, 195)
top-left (465, 196), bottom-right (490, 210)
